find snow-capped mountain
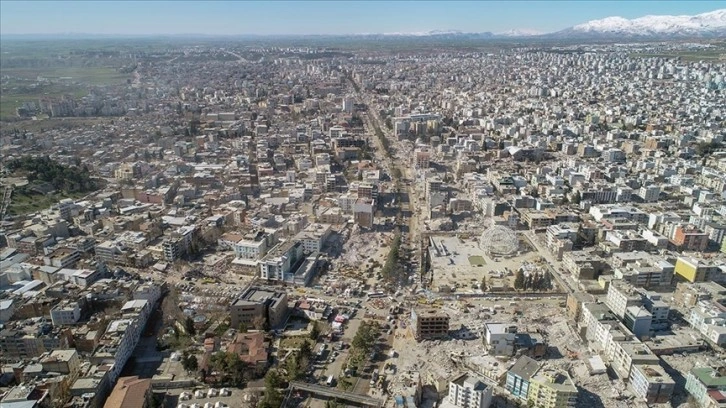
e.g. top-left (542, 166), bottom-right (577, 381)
top-left (496, 28), bottom-right (543, 37)
top-left (352, 9), bottom-right (726, 40)
top-left (558, 9), bottom-right (726, 38)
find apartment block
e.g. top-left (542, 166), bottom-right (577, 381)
top-left (411, 308), bottom-right (449, 341)
top-left (527, 367), bottom-right (578, 408)
top-left (629, 363), bottom-right (675, 404)
top-left (685, 366), bottom-right (726, 408)
top-left (447, 373), bottom-right (493, 408)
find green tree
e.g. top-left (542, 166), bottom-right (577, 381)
top-left (181, 353), bottom-right (198, 373)
top-left (514, 270), bottom-right (525, 290)
top-left (309, 322), bottom-right (320, 340)
top-left (299, 340), bottom-right (312, 359)
top-left (264, 369), bottom-right (283, 389)
top-left (542, 273), bottom-right (552, 291)
top-left (184, 316), bottom-right (196, 336)
top-left (480, 276), bottom-right (487, 291)
top-left (238, 323), bottom-right (248, 333)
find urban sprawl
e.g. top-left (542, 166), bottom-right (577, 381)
top-left (1, 40), bottom-right (726, 408)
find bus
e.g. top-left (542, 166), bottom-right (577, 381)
top-left (367, 292), bottom-right (386, 300)
top-left (326, 375), bottom-right (334, 387)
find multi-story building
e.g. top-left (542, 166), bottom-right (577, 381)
top-left (674, 257), bottom-right (722, 283)
top-left (674, 282), bottom-right (726, 308)
top-left (259, 240), bottom-right (305, 282)
top-left (415, 148), bottom-right (431, 170)
top-left (104, 375), bottom-right (153, 408)
top-left (506, 356), bottom-right (541, 400)
top-left (638, 185), bottom-right (661, 203)
top-left (95, 240), bottom-right (134, 266)
top-left (294, 223), bottom-right (332, 253)
top-left (686, 300), bottom-right (726, 347)
top-left (92, 299), bottom-right (152, 383)
top-left (685, 366), bottom-right (726, 408)
top-left (629, 364), bottom-right (675, 404)
top-left (0, 320), bottom-right (72, 359)
top-left (50, 300), bottom-right (82, 326)
top-left (162, 225), bottom-right (197, 262)
top-left (43, 247), bottom-right (81, 268)
top-left (527, 366), bottom-right (578, 408)
top-left (232, 229), bottom-right (277, 260)
top-left (623, 306), bottom-right (652, 338)
top-left (605, 280), bottom-right (643, 319)
top-left (40, 349), bottom-right (81, 377)
top-left (672, 225), bottom-right (709, 252)
top-left (230, 287), bottom-right (288, 330)
top-left (353, 198), bottom-right (375, 229)
top-left (411, 308), bottom-right (449, 341)
top-left (447, 373), bottom-right (493, 408)
top-left (483, 323), bottom-right (517, 356)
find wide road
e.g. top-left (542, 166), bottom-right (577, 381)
top-left (350, 76), bottom-right (422, 275)
top-left (522, 230), bottom-right (577, 295)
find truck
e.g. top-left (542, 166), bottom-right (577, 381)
top-left (371, 369), bottom-right (379, 383)
top-left (326, 375), bottom-right (335, 387)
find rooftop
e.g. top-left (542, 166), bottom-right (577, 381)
top-left (509, 356), bottom-right (541, 381)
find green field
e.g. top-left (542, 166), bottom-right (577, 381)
top-left (468, 256), bottom-right (486, 266)
top-left (7, 190), bottom-right (87, 216)
top-left (0, 67), bottom-right (130, 120)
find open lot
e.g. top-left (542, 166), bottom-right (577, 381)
top-left (427, 234), bottom-right (546, 293)
top-left (4, 189), bottom-right (87, 216)
top-left (1, 66), bottom-right (130, 119)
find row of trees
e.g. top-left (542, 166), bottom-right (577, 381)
top-left (7, 155), bottom-right (96, 193)
top-left (514, 270), bottom-right (553, 291)
top-left (346, 321), bottom-right (380, 372)
top-left (381, 231), bottom-right (402, 282)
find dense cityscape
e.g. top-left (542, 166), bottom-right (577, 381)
top-left (1, 6), bottom-right (726, 408)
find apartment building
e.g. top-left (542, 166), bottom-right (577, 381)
top-left (40, 349), bottom-right (81, 377)
top-left (629, 363), bottom-right (675, 404)
top-left (527, 367), bottom-right (578, 408)
top-left (674, 282), bottom-right (726, 308)
top-left (50, 300), bottom-right (82, 326)
top-left (484, 323), bottom-right (517, 356)
top-left (686, 300), bottom-right (726, 347)
top-left (605, 280), bottom-right (643, 319)
top-left (411, 308), bottom-right (449, 341)
top-left (104, 376), bottom-right (153, 408)
top-left (505, 356), bottom-right (540, 400)
top-left (447, 373), bottom-right (493, 408)
top-left (674, 257), bottom-right (722, 283)
top-left (353, 198), bottom-right (375, 229)
top-left (685, 366), bottom-right (726, 408)
top-left (294, 223), bottom-right (332, 253)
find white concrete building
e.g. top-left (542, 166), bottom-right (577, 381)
top-left (50, 301), bottom-right (81, 326)
top-left (448, 373), bottom-right (493, 408)
top-left (483, 323), bottom-right (516, 356)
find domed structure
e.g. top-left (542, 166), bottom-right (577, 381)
top-left (480, 225), bottom-right (519, 256)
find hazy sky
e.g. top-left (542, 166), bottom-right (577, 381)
top-left (1, 1), bottom-right (723, 36)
